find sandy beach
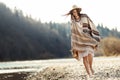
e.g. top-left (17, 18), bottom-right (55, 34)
top-left (26, 57), bottom-right (120, 80)
top-left (0, 57), bottom-right (120, 80)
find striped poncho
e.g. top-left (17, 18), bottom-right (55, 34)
top-left (71, 14), bottom-right (100, 60)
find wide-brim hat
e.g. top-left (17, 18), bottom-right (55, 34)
top-left (69, 5), bottom-right (82, 13)
top-left (64, 5), bottom-right (82, 16)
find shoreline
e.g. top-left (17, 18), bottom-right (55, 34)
top-left (0, 57), bottom-right (120, 80)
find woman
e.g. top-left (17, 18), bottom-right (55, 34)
top-left (66, 5), bottom-right (100, 77)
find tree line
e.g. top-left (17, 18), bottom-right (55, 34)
top-left (0, 3), bottom-right (120, 61)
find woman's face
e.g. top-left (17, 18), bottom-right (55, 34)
top-left (72, 9), bottom-right (78, 17)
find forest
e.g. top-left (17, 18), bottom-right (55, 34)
top-left (0, 3), bottom-right (120, 61)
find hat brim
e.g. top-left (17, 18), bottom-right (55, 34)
top-left (69, 8), bottom-right (82, 13)
top-left (65, 7), bottom-right (82, 15)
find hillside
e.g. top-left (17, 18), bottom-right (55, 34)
top-left (0, 3), bottom-right (120, 61)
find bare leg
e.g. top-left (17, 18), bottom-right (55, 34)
top-left (88, 54), bottom-right (94, 75)
top-left (83, 56), bottom-right (91, 76)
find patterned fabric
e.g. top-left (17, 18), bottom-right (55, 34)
top-left (70, 14), bottom-right (100, 60)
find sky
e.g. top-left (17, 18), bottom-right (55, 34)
top-left (0, 0), bottom-right (120, 31)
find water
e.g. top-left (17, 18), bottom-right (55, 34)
top-left (0, 57), bottom-right (119, 74)
top-left (0, 58), bottom-right (75, 74)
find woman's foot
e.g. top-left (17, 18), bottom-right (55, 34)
top-left (86, 74), bottom-right (93, 79)
top-left (91, 69), bottom-right (94, 75)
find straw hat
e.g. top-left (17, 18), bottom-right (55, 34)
top-left (64, 5), bottom-right (82, 16)
top-left (70, 5), bottom-right (81, 12)
top-left (65, 5), bottom-right (82, 15)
